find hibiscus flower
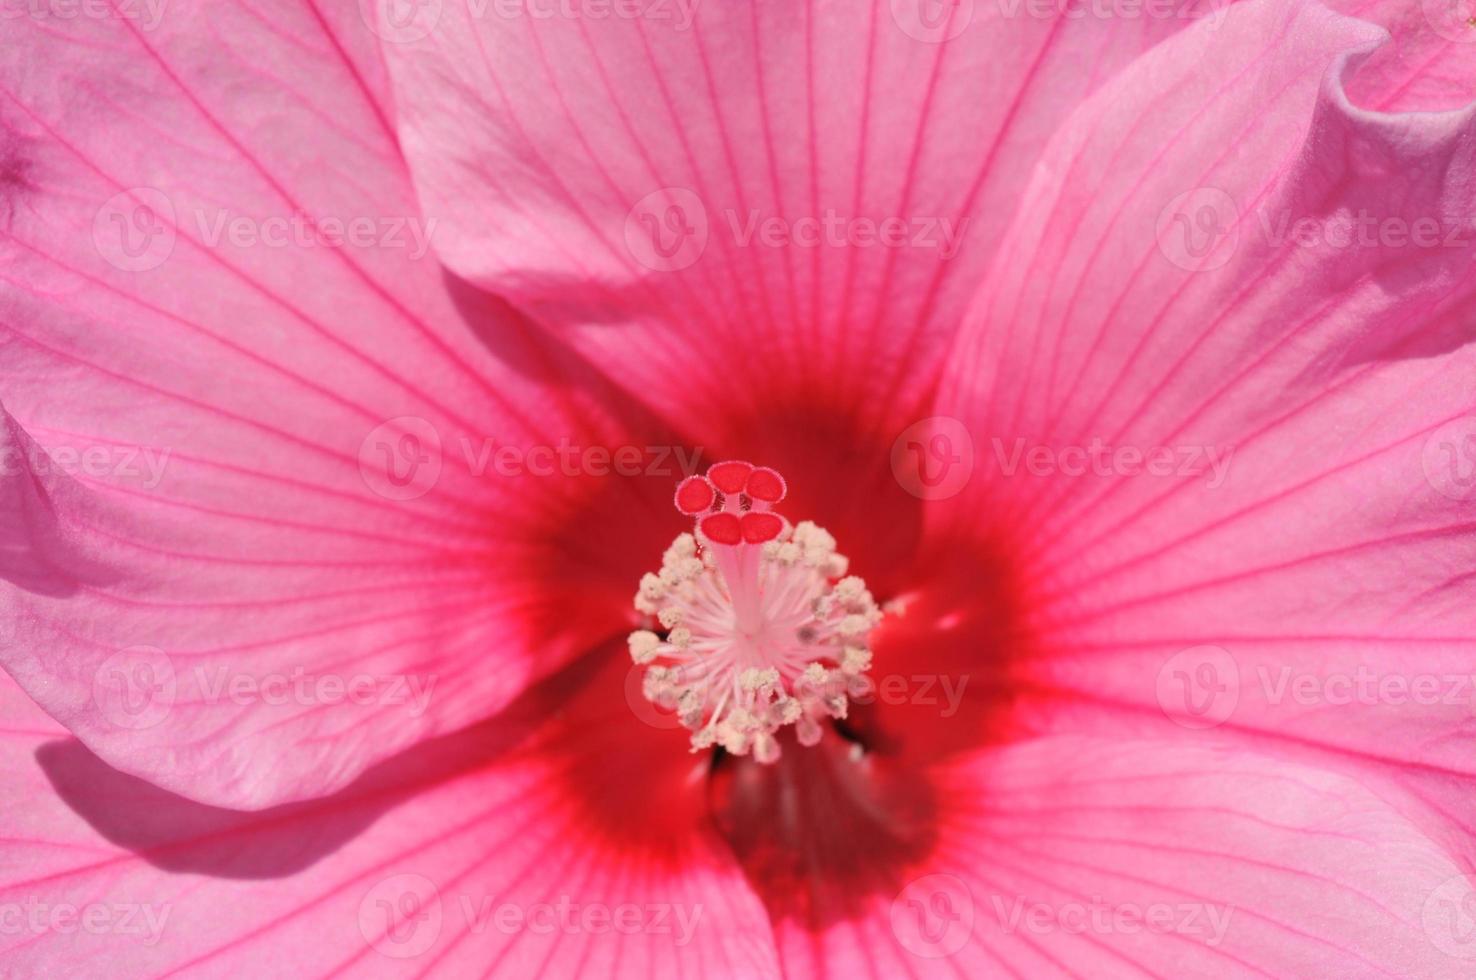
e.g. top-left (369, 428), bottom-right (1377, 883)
top-left (3, 0), bottom-right (1476, 974)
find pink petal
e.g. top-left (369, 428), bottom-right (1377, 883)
top-left (920, 0), bottom-right (1476, 798)
top-left (380, 0), bottom-right (1222, 440)
top-left (0, 4), bottom-right (675, 810)
top-left (1327, 0), bottom-right (1476, 111)
top-left (0, 660), bottom-right (780, 977)
top-left (758, 736), bottom-right (1475, 976)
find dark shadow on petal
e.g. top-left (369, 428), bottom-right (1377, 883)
top-left (443, 267), bottom-right (697, 449)
top-left (35, 644), bottom-right (612, 879)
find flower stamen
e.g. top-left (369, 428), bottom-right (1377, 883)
top-left (631, 461), bottom-right (883, 762)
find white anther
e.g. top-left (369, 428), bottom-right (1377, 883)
top-left (628, 630), bottom-right (661, 665)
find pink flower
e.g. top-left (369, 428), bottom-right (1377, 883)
top-left (3, 0), bottom-right (1476, 974)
